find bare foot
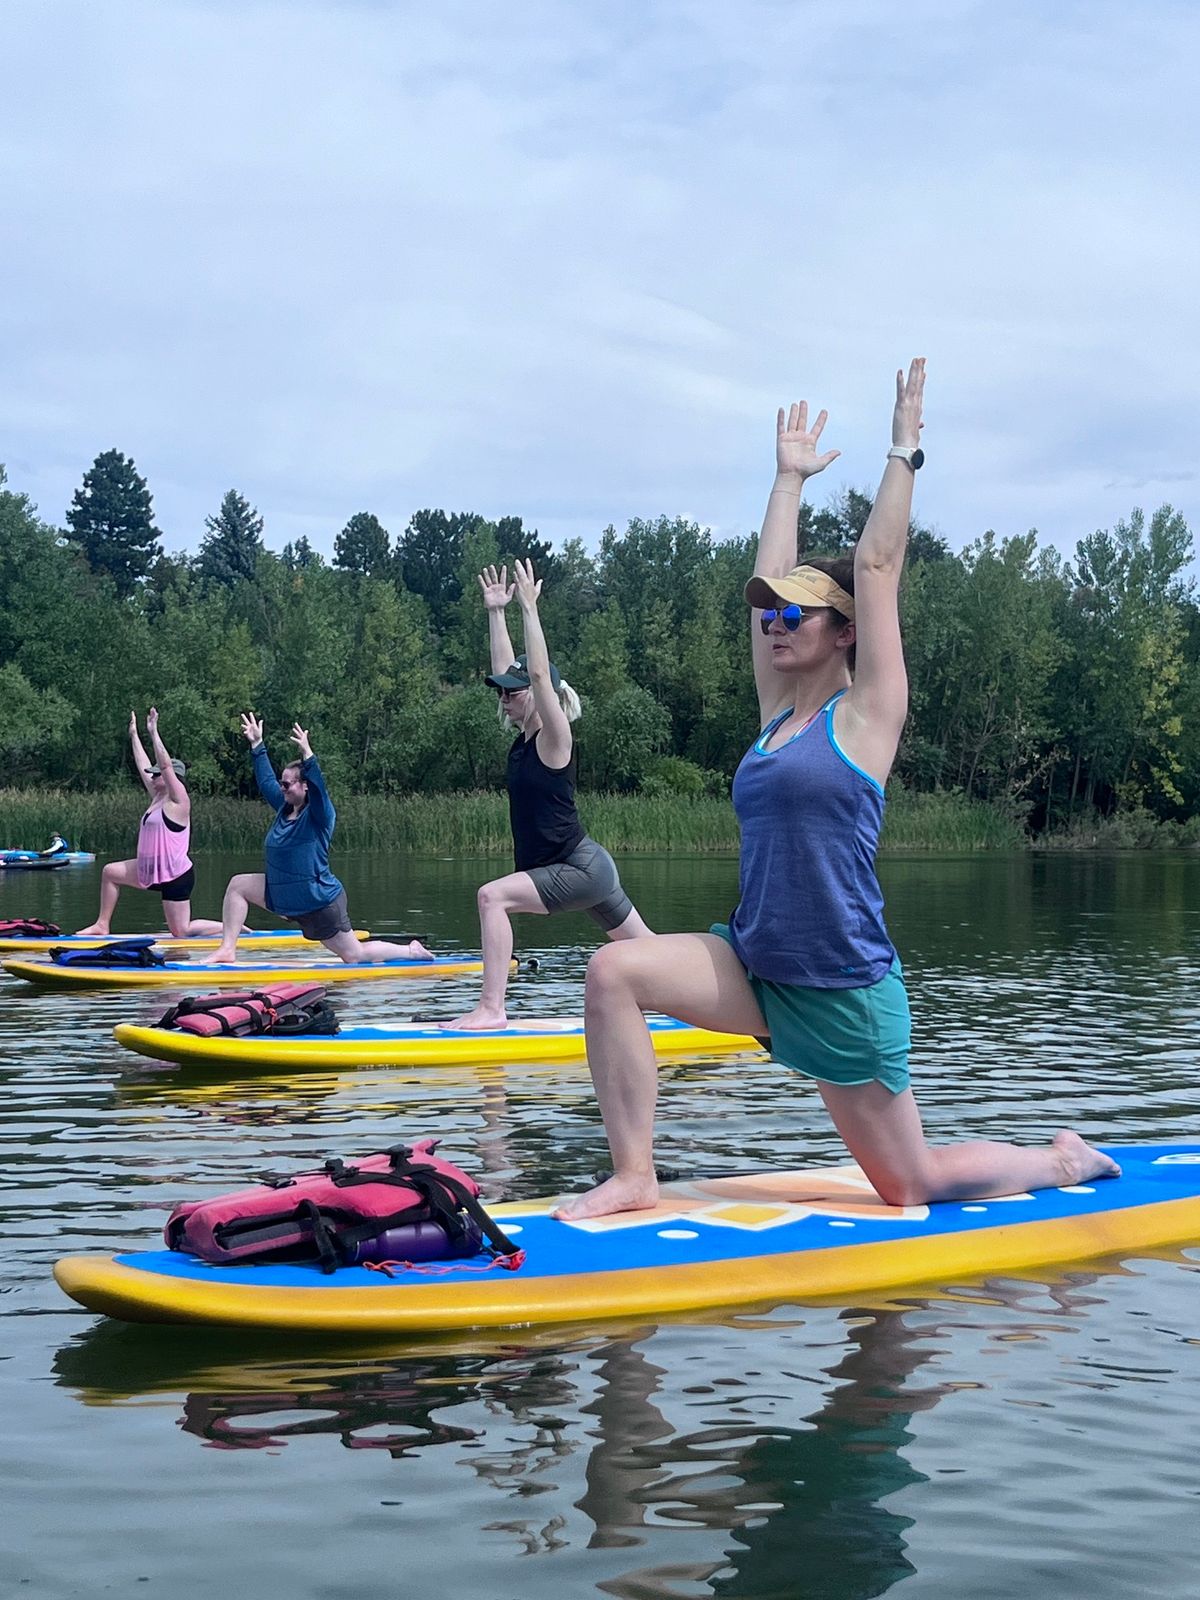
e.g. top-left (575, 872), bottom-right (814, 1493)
top-left (209, 947), bottom-right (239, 964)
top-left (1054, 1130), bottom-right (1121, 1183)
top-left (553, 1171), bottom-right (660, 1221)
top-left (406, 941), bottom-right (433, 959)
top-left (447, 1008), bottom-right (509, 1031)
top-left (74, 924), bottom-right (109, 937)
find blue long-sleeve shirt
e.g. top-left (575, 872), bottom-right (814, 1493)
top-left (252, 745), bottom-right (343, 917)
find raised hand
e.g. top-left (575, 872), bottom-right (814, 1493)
top-left (240, 711), bottom-right (263, 747)
top-left (128, 710), bottom-right (138, 739)
top-left (478, 564), bottom-right (515, 611)
top-left (146, 705), bottom-right (159, 737)
top-left (776, 401), bottom-right (841, 480)
top-left (892, 357), bottom-right (926, 448)
top-left (290, 722), bottom-right (313, 760)
top-left (512, 558), bottom-right (543, 611)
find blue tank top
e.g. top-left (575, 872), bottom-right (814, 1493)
top-left (727, 691), bottom-right (895, 988)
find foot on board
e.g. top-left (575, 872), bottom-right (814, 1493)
top-left (446, 1008), bottom-right (509, 1031)
top-left (1054, 1129), bottom-right (1122, 1182)
top-left (554, 1171), bottom-right (660, 1221)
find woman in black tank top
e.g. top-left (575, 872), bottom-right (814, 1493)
top-left (448, 559), bottom-right (653, 1030)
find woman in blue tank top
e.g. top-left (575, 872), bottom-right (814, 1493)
top-left (448, 558), bottom-right (652, 1030)
top-left (558, 359), bottom-right (1119, 1221)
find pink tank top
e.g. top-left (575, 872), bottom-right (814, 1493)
top-left (136, 803), bottom-right (193, 889)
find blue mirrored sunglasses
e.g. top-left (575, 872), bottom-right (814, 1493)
top-left (759, 604), bottom-right (825, 635)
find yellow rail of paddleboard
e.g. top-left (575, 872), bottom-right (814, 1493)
top-left (112, 1021), bottom-right (763, 1069)
top-left (0, 929), bottom-right (368, 953)
top-left (52, 1193), bottom-right (1200, 1333)
top-left (1, 956), bottom-right (493, 989)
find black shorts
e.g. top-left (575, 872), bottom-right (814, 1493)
top-left (526, 837), bottom-right (634, 932)
top-left (293, 891), bottom-right (352, 941)
top-left (153, 866), bottom-right (195, 904)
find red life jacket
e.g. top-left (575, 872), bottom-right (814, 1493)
top-left (153, 982), bottom-right (336, 1037)
top-left (0, 918), bottom-right (62, 937)
top-left (164, 1141), bottom-right (523, 1273)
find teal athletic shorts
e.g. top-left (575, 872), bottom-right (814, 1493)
top-left (710, 924), bottom-right (911, 1096)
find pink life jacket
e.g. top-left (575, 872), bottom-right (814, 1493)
top-left (0, 918), bottom-right (61, 937)
top-left (152, 981), bottom-right (334, 1038)
top-left (164, 1141), bottom-right (523, 1273)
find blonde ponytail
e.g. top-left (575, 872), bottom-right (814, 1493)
top-left (557, 680), bottom-right (582, 722)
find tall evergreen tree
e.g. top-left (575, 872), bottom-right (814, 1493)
top-left (334, 511), bottom-right (390, 576)
top-left (395, 509), bottom-right (472, 628)
top-left (65, 449), bottom-right (162, 597)
top-left (281, 535), bottom-right (322, 571)
top-left (197, 489), bottom-right (264, 586)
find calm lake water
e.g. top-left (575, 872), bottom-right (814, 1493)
top-left (2, 851), bottom-right (1198, 1599)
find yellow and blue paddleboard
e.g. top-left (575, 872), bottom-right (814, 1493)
top-left (0, 928), bottom-right (368, 954)
top-left (112, 1014), bottom-right (763, 1069)
top-left (53, 1143), bottom-right (1200, 1333)
top-left (2, 953), bottom-right (492, 989)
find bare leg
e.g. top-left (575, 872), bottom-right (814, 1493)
top-left (210, 874), bottom-right (269, 962)
top-left (554, 934), bottom-right (768, 1219)
top-left (162, 900), bottom-right (227, 939)
top-left (323, 931), bottom-right (433, 964)
top-left (75, 859), bottom-right (139, 934)
top-left (604, 904), bottom-right (654, 940)
top-left (448, 872), bottom-right (549, 1028)
top-left (816, 1080), bottom-right (1121, 1207)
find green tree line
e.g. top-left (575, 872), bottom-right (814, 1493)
top-left (2, 449), bottom-right (1197, 837)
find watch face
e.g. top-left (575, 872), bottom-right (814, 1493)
top-left (911, 447), bottom-right (925, 469)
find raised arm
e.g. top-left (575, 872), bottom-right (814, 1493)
top-left (751, 402), bottom-right (841, 724)
top-left (145, 707), bottom-right (189, 815)
top-left (512, 559), bottom-right (572, 768)
top-left (242, 712), bottom-right (284, 810)
top-left (129, 711), bottom-right (155, 797)
top-left (479, 565), bottom-right (518, 676)
top-left (841, 358), bottom-right (926, 775)
top-left (289, 723), bottom-right (334, 832)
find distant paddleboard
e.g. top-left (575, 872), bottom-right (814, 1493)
top-left (0, 928), bottom-right (368, 954)
top-left (52, 1143), bottom-right (1200, 1333)
top-left (2, 953), bottom-right (492, 989)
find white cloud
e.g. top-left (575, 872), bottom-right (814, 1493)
top-left (2, 0), bottom-right (1197, 561)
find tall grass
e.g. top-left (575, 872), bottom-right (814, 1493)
top-left (22, 784), bottom-right (1190, 855)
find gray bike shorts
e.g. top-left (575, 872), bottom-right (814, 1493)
top-left (526, 837), bottom-right (634, 932)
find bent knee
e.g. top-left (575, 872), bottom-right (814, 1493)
top-left (477, 881), bottom-right (507, 913)
top-left (869, 1172), bottom-right (931, 1208)
top-left (585, 938), bottom-right (644, 998)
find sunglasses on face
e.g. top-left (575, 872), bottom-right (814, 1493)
top-left (759, 604), bottom-right (826, 635)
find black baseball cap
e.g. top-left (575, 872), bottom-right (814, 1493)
top-left (485, 653), bottom-right (561, 692)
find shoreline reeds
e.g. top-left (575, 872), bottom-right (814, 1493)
top-left (4, 785), bottom-right (1194, 854)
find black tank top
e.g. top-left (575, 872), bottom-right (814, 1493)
top-left (507, 733), bottom-right (586, 870)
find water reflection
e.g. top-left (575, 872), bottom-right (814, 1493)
top-left (53, 1268), bottom-right (1125, 1600)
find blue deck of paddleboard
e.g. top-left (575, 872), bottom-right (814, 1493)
top-left (108, 955), bottom-right (464, 973)
top-left (327, 1017), bottom-right (690, 1042)
top-left (113, 1143), bottom-right (1200, 1291)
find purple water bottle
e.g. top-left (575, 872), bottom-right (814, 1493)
top-left (347, 1216), bottom-right (484, 1265)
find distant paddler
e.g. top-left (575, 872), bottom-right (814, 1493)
top-left (76, 708), bottom-right (223, 939)
top-left (448, 559), bottom-right (653, 1029)
top-left (209, 715), bottom-right (433, 965)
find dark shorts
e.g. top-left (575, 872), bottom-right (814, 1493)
top-left (526, 837), bottom-right (634, 932)
top-left (153, 866), bottom-right (195, 904)
top-left (293, 891), bottom-right (352, 942)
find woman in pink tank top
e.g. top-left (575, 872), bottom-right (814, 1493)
top-left (76, 708), bottom-right (223, 939)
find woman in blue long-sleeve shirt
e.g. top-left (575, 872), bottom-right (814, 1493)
top-left (210, 714), bottom-right (432, 964)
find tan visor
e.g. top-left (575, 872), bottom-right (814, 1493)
top-left (744, 564), bottom-right (855, 619)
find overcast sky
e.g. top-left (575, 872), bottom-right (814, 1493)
top-left (3, 0), bottom-right (1197, 564)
